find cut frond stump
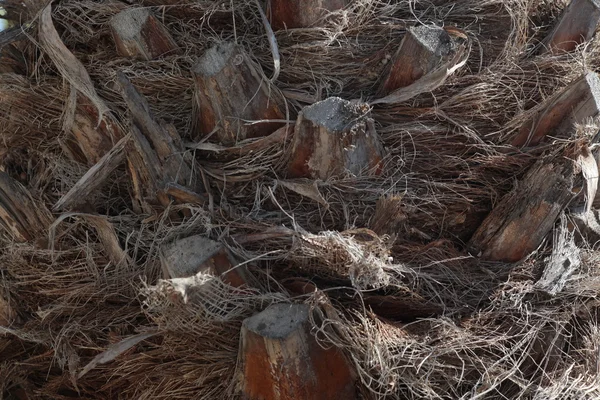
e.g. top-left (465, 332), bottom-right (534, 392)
top-left (541, 0), bottom-right (600, 54)
top-left (110, 8), bottom-right (178, 60)
top-left (238, 303), bottom-right (356, 400)
top-left (0, 172), bottom-right (52, 243)
top-left (512, 72), bottom-right (600, 147)
top-left (379, 25), bottom-right (463, 95)
top-left (287, 97), bottom-right (384, 179)
top-left (160, 235), bottom-right (248, 286)
top-left (117, 72), bottom-right (202, 210)
top-left (268, 0), bottom-right (348, 30)
top-left (193, 42), bottom-right (284, 145)
top-left (468, 147), bottom-right (584, 262)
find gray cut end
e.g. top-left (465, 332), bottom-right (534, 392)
top-left (243, 303), bottom-right (309, 339)
top-left (302, 97), bottom-right (368, 133)
top-left (160, 235), bottom-right (223, 278)
top-left (194, 42), bottom-right (236, 76)
top-left (409, 25), bottom-right (453, 56)
top-left (585, 71), bottom-right (600, 105)
top-left (110, 8), bottom-right (150, 40)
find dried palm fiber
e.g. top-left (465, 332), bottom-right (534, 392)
top-left (2, 0), bottom-right (600, 399)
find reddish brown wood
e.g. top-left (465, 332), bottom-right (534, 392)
top-left (512, 72), bottom-right (600, 147)
top-left (160, 235), bottom-right (248, 286)
top-left (468, 146), bottom-right (585, 262)
top-left (379, 25), bottom-right (465, 95)
top-left (110, 8), bottom-right (178, 60)
top-left (287, 97), bottom-right (385, 179)
top-left (71, 94), bottom-right (123, 165)
top-left (268, 0), bottom-right (348, 30)
top-left (239, 303), bottom-right (356, 400)
top-left (541, 0), bottom-right (600, 54)
top-left (193, 42), bottom-right (284, 145)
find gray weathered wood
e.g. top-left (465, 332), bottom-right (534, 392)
top-left (110, 8), bottom-right (178, 60)
top-left (287, 97), bottom-right (385, 179)
top-left (193, 42), bottom-right (284, 145)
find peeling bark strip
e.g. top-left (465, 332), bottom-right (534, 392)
top-left (0, 172), bottom-right (52, 242)
top-left (468, 146), bottom-right (585, 262)
top-left (268, 0), bottom-right (348, 30)
top-left (110, 8), bottom-right (178, 60)
top-left (117, 72), bottom-right (202, 210)
top-left (541, 0), bottom-right (600, 54)
top-left (160, 235), bottom-right (248, 286)
top-left (193, 42), bottom-right (284, 145)
top-left (512, 72), bottom-right (600, 147)
top-left (379, 25), bottom-right (466, 95)
top-left (72, 95), bottom-right (123, 165)
top-left (287, 97), bottom-right (385, 179)
top-left (54, 134), bottom-right (130, 211)
top-left (238, 304), bottom-right (356, 400)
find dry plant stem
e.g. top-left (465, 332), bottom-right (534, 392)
top-left (193, 42), bottom-right (284, 145)
top-left (541, 0), bottom-right (600, 54)
top-left (54, 134), bottom-right (130, 211)
top-left (238, 303), bottom-right (356, 400)
top-left (110, 8), bottom-right (179, 60)
top-left (0, 172), bottom-right (52, 242)
top-left (512, 72), bottom-right (600, 147)
top-left (287, 97), bottom-right (384, 179)
top-left (268, 0), bottom-right (348, 30)
top-left (118, 72), bottom-right (201, 209)
top-left (469, 146), bottom-right (585, 262)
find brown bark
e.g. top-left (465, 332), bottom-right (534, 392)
top-left (541, 0), bottom-right (600, 54)
top-left (512, 72), bottom-right (600, 147)
top-left (0, 172), bottom-right (52, 243)
top-left (468, 146), bottom-right (585, 262)
top-left (110, 8), bottom-right (178, 60)
top-left (379, 25), bottom-right (467, 95)
top-left (287, 97), bottom-right (385, 179)
top-left (160, 235), bottom-right (247, 286)
top-left (69, 94), bottom-right (123, 165)
top-left (193, 42), bottom-right (284, 145)
top-left (268, 0), bottom-right (348, 30)
top-left (238, 303), bottom-right (356, 400)
top-left (117, 72), bottom-right (202, 210)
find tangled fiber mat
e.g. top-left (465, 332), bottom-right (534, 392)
top-left (2, 0), bottom-right (600, 398)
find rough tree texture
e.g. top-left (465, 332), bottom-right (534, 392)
top-left (238, 303), bottom-right (356, 400)
top-left (287, 97), bottom-right (384, 179)
top-left (110, 8), bottom-right (178, 60)
top-left (468, 146), bottom-right (586, 262)
top-left (541, 0), bottom-right (600, 54)
top-left (160, 235), bottom-right (248, 286)
top-left (118, 72), bottom-right (201, 211)
top-left (193, 42), bottom-right (284, 145)
top-left (268, 0), bottom-right (348, 30)
top-left (379, 25), bottom-right (460, 95)
top-left (0, 172), bottom-right (52, 243)
top-left (512, 72), bottom-right (600, 147)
